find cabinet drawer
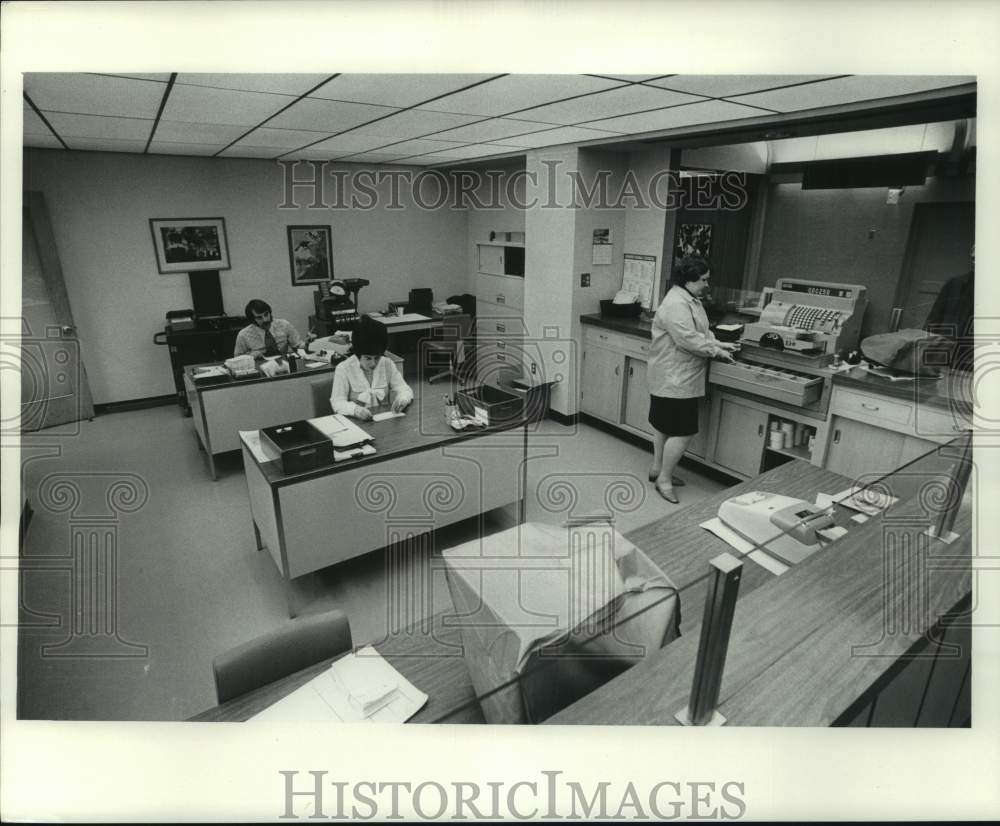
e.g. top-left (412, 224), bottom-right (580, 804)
top-left (477, 273), bottom-right (524, 311)
top-left (476, 298), bottom-right (523, 323)
top-left (476, 314), bottom-right (526, 340)
top-left (831, 387), bottom-right (913, 429)
top-left (582, 325), bottom-right (651, 357)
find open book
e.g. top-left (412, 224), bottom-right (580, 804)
top-left (249, 646), bottom-right (428, 723)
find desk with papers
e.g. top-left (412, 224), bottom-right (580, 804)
top-left (239, 386), bottom-right (531, 607)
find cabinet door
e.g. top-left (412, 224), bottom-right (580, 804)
top-left (623, 357), bottom-right (653, 436)
top-left (477, 245), bottom-right (504, 276)
top-left (899, 435), bottom-right (939, 467)
top-left (713, 395), bottom-right (768, 477)
top-left (581, 345), bottom-right (624, 423)
top-left (686, 396), bottom-right (712, 458)
top-left (824, 416), bottom-right (906, 481)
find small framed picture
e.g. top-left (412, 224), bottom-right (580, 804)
top-left (149, 217), bottom-right (230, 273)
top-left (287, 225), bottom-right (334, 286)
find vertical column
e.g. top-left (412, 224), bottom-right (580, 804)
top-left (676, 553), bottom-right (743, 726)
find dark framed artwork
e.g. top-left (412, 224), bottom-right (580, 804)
top-left (287, 225), bottom-right (333, 286)
top-left (150, 217), bottom-right (230, 273)
top-left (674, 222), bottom-right (713, 264)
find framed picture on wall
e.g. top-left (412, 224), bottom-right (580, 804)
top-left (674, 222), bottom-right (713, 264)
top-left (149, 217), bottom-right (230, 273)
top-left (287, 225), bottom-right (334, 286)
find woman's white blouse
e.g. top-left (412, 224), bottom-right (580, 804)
top-left (330, 355), bottom-right (414, 417)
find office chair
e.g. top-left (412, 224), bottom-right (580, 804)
top-left (310, 376), bottom-right (335, 417)
top-left (211, 608), bottom-right (353, 704)
top-left (422, 313), bottom-right (472, 384)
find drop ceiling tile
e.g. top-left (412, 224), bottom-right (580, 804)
top-left (515, 84), bottom-right (706, 125)
top-left (231, 127), bottom-right (333, 149)
top-left (585, 99), bottom-right (765, 135)
top-left (23, 73), bottom-right (166, 118)
top-left (337, 154), bottom-right (413, 165)
top-left (418, 74), bottom-right (626, 116)
top-left (312, 74), bottom-right (493, 108)
top-left (430, 118), bottom-right (557, 144)
top-left (161, 84), bottom-right (293, 127)
top-left (23, 107), bottom-right (53, 135)
top-left (217, 144), bottom-right (284, 159)
top-left (147, 142), bottom-right (230, 157)
top-left (733, 75), bottom-right (975, 112)
top-left (500, 125), bottom-right (622, 148)
top-left (266, 97), bottom-right (398, 132)
top-left (410, 143), bottom-right (522, 160)
top-left (351, 108), bottom-right (483, 140)
top-left (371, 138), bottom-right (466, 155)
top-left (64, 137), bottom-right (150, 153)
top-left (407, 154), bottom-right (465, 165)
top-left (592, 74), bottom-right (671, 82)
top-left (24, 134), bottom-right (65, 149)
top-left (45, 112), bottom-right (153, 141)
top-left (175, 73), bottom-right (331, 96)
top-left (648, 75), bottom-right (834, 98)
top-left (93, 73), bottom-right (174, 82)
top-left (298, 133), bottom-right (399, 154)
top-left (153, 120), bottom-right (249, 144)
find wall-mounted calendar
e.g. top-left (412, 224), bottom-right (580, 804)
top-left (621, 254), bottom-right (657, 310)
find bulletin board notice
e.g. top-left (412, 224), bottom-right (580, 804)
top-left (622, 254), bottom-right (657, 310)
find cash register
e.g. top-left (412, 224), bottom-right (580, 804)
top-left (740, 278), bottom-right (868, 355)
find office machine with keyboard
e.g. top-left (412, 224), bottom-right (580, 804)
top-left (741, 278), bottom-right (868, 355)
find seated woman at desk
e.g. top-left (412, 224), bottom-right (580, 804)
top-left (331, 316), bottom-right (413, 421)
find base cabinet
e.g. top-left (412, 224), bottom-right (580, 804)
top-left (580, 344), bottom-right (624, 422)
top-left (825, 415), bottom-right (940, 481)
top-left (712, 395), bottom-right (769, 477)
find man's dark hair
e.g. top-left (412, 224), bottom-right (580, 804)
top-left (671, 256), bottom-right (710, 287)
top-left (244, 299), bottom-right (272, 321)
top-left (352, 315), bottom-right (388, 356)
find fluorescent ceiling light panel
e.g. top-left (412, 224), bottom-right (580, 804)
top-left (312, 74), bottom-right (493, 108)
top-left (24, 73), bottom-right (165, 118)
top-left (418, 74), bottom-right (626, 116)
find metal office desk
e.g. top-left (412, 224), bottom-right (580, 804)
top-left (240, 387), bottom-right (530, 608)
top-left (184, 362), bottom-right (336, 480)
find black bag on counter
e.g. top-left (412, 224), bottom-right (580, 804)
top-left (860, 329), bottom-right (954, 377)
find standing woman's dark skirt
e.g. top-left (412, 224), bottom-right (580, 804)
top-left (648, 394), bottom-right (699, 436)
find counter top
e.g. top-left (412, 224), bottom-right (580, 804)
top-left (580, 313), bottom-right (653, 338)
top-left (831, 365), bottom-right (972, 414)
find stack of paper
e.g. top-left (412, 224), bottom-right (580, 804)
top-left (249, 646), bottom-right (427, 723)
top-left (307, 414), bottom-right (372, 448)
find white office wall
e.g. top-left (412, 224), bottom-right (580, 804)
top-left (23, 149), bottom-right (469, 404)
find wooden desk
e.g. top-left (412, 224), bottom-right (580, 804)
top-left (185, 361), bottom-right (335, 479)
top-left (188, 614), bottom-right (483, 723)
top-left (241, 386), bottom-right (530, 601)
top-left (548, 454), bottom-right (972, 725)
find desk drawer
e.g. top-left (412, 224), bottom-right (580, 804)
top-left (583, 325), bottom-right (651, 357)
top-left (477, 273), bottom-right (524, 311)
top-left (831, 387), bottom-right (913, 428)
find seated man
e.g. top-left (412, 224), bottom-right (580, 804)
top-left (234, 299), bottom-right (306, 358)
top-left (331, 316), bottom-right (413, 421)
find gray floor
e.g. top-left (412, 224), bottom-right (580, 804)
top-left (17, 397), bottom-right (728, 720)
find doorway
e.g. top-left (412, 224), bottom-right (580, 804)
top-left (19, 191), bottom-right (95, 430)
top-left (894, 202), bottom-right (975, 331)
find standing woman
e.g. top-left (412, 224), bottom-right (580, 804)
top-left (647, 256), bottom-right (738, 504)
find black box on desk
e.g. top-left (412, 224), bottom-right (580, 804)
top-left (260, 420), bottom-right (334, 474)
top-left (456, 385), bottom-right (524, 427)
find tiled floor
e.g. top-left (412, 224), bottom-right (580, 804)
top-left (17, 396), bottom-right (729, 720)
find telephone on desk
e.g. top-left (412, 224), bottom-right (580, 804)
top-left (719, 491), bottom-right (837, 566)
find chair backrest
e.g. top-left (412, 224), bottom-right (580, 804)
top-left (434, 313), bottom-right (473, 344)
top-left (212, 608), bottom-right (353, 704)
top-left (310, 375), bottom-right (335, 417)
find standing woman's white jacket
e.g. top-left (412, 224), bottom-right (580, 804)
top-left (330, 355), bottom-right (414, 417)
